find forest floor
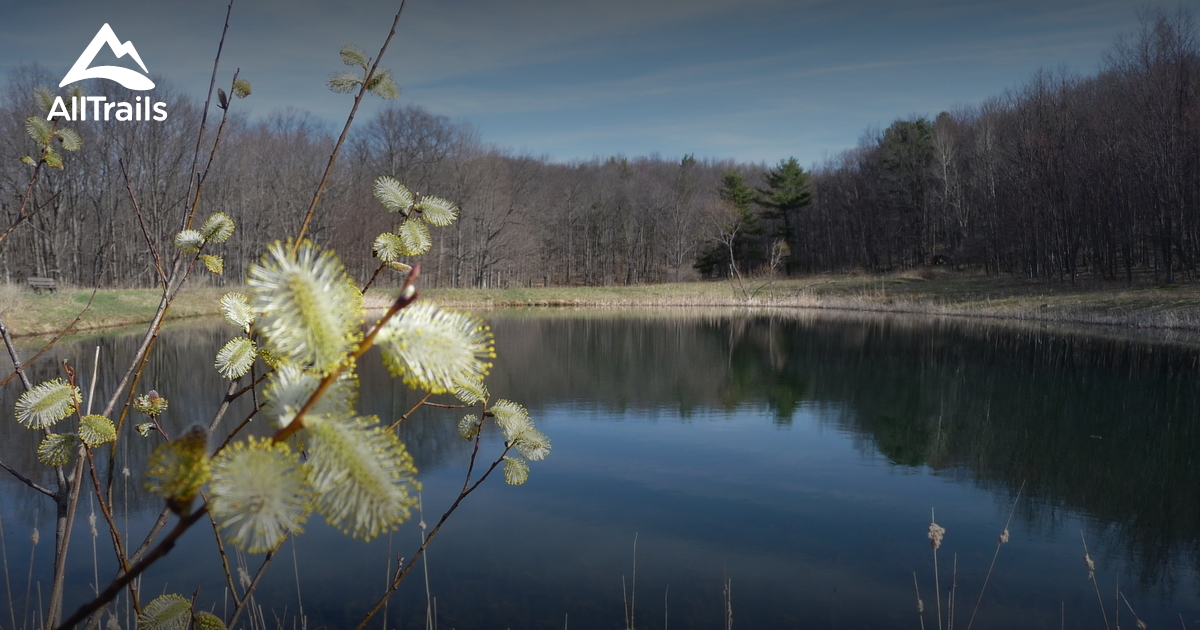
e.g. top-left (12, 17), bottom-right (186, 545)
top-left (4, 268), bottom-right (1200, 337)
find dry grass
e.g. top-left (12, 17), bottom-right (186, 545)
top-left (9, 270), bottom-right (1200, 337)
top-left (398, 270), bottom-right (1200, 332)
top-left (0, 283), bottom-right (26, 321)
top-left (2, 284), bottom-right (230, 337)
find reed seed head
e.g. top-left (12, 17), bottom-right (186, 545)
top-left (928, 522), bottom-right (945, 550)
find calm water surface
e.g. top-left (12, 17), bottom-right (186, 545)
top-left (3, 310), bottom-right (1200, 629)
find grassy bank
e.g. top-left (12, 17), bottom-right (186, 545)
top-left (421, 270), bottom-right (1200, 330)
top-left (0, 283), bottom-right (229, 337)
top-left (4, 270), bottom-right (1200, 337)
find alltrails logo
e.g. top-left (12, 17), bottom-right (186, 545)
top-left (47, 23), bottom-right (168, 122)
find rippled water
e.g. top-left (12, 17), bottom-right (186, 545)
top-left (3, 310), bottom-right (1200, 629)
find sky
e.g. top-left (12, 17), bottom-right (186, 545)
top-left (0, 0), bottom-right (1188, 167)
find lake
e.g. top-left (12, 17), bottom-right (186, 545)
top-left (3, 309), bottom-right (1200, 629)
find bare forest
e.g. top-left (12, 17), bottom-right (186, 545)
top-left (5, 8), bottom-right (1200, 290)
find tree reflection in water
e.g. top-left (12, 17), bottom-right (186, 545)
top-left (3, 310), bottom-right (1200, 627)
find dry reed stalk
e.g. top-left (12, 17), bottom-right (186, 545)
top-left (631, 533), bottom-right (637, 630)
top-left (419, 494), bottom-right (433, 630)
top-left (1081, 531), bottom-right (1110, 630)
top-left (24, 522), bottom-right (38, 630)
top-left (290, 537), bottom-right (305, 630)
top-left (722, 569), bottom-right (732, 630)
top-left (0, 511), bottom-right (15, 630)
top-left (1120, 591), bottom-right (1146, 629)
top-left (913, 571), bottom-right (926, 630)
top-left (949, 553), bottom-right (957, 630)
top-left (928, 509), bottom-right (945, 630)
top-left (965, 482), bottom-right (1024, 630)
top-left (621, 576), bottom-right (629, 629)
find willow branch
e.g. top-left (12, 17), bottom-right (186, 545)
top-left (387, 392), bottom-right (431, 431)
top-left (203, 493), bottom-right (240, 607)
top-left (83, 449), bottom-right (141, 614)
top-left (0, 459), bottom-right (53, 497)
top-left (362, 262), bottom-right (388, 293)
top-left (54, 506), bottom-right (210, 630)
top-left (353, 445), bottom-right (510, 630)
top-left (293, 0), bottom-right (408, 248)
top-left (181, 0), bottom-right (233, 232)
top-left (274, 266), bottom-right (420, 443)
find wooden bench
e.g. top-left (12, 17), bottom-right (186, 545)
top-left (27, 277), bottom-right (57, 293)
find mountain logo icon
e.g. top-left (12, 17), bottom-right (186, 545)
top-left (59, 24), bottom-right (155, 91)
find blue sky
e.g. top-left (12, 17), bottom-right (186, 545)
top-left (0, 0), bottom-right (1183, 166)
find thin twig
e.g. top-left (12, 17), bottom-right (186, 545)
top-left (0, 459), bottom-right (53, 497)
top-left (388, 392), bottom-right (431, 431)
top-left (0, 158), bottom-right (48, 248)
top-left (362, 262), bottom-right (387, 293)
top-left (421, 402), bottom-right (469, 409)
top-left (213, 407), bottom-right (261, 456)
top-left (204, 494), bottom-right (240, 608)
top-left (180, 0), bottom-right (234, 232)
top-left (120, 159), bottom-right (167, 289)
top-left (293, 0), bottom-right (409, 249)
top-left (0, 314), bottom-right (34, 390)
top-left (83, 449), bottom-right (140, 614)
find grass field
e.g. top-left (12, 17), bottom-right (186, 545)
top-left (4, 269), bottom-right (1200, 338)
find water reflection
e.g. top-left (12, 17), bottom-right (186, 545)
top-left (490, 311), bottom-right (1200, 582)
top-left (2, 310), bottom-right (1200, 628)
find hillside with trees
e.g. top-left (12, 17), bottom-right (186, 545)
top-left (4, 7), bottom-right (1200, 290)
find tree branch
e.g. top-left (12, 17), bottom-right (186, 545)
top-left (0, 459), bottom-right (53, 497)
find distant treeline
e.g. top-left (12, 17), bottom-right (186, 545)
top-left (2, 7), bottom-right (1199, 288)
top-left (780, 7), bottom-right (1200, 285)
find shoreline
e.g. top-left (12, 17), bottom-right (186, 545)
top-left (4, 271), bottom-right (1200, 339)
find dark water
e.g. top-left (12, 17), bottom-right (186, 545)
top-left (3, 310), bottom-right (1200, 629)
